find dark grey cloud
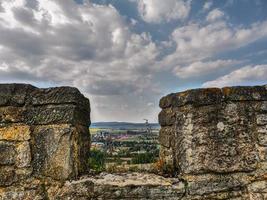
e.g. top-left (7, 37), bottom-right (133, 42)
top-left (0, 27), bottom-right (45, 57)
top-left (25, 0), bottom-right (39, 10)
top-left (12, 7), bottom-right (37, 27)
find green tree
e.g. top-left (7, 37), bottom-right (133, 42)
top-left (131, 152), bottom-right (156, 164)
top-left (88, 149), bottom-right (106, 172)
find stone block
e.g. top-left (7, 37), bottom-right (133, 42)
top-left (15, 142), bottom-right (32, 168)
top-left (0, 107), bottom-right (25, 123)
top-left (175, 104), bottom-right (258, 174)
top-left (0, 185), bottom-right (44, 200)
top-left (159, 86), bottom-right (267, 176)
top-left (185, 174), bottom-right (248, 196)
top-left (0, 125), bottom-right (31, 141)
top-left (257, 114), bottom-right (267, 125)
top-left (31, 124), bottom-right (90, 180)
top-left (222, 86), bottom-right (267, 101)
top-left (0, 84), bottom-right (36, 106)
top-left (15, 167), bottom-right (33, 180)
top-left (25, 104), bottom-right (90, 126)
top-left (159, 146), bottom-right (173, 166)
top-left (159, 94), bottom-right (176, 109)
top-left (159, 126), bottom-right (174, 148)
top-left (158, 108), bottom-right (176, 126)
top-left (248, 181), bottom-right (267, 193)
top-left (0, 166), bottom-right (15, 186)
top-left (261, 101), bottom-right (267, 112)
top-left (258, 146), bottom-right (267, 161)
top-left (0, 142), bottom-right (16, 165)
top-left (30, 86), bottom-right (90, 111)
top-left (258, 133), bottom-right (267, 146)
top-left (159, 88), bottom-right (222, 108)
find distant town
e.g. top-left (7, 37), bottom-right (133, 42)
top-left (89, 121), bottom-right (160, 172)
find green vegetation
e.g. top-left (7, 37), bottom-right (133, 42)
top-left (131, 152), bottom-right (157, 164)
top-left (88, 149), bottom-right (106, 172)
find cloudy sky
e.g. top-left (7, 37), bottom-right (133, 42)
top-left (0, 0), bottom-right (267, 122)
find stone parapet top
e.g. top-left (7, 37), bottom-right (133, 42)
top-left (0, 84), bottom-right (90, 111)
top-left (160, 85), bottom-right (267, 109)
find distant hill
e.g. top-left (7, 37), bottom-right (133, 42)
top-left (91, 122), bottom-right (160, 130)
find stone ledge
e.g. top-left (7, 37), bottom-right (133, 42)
top-left (0, 84), bottom-right (36, 107)
top-left (1, 172), bottom-right (266, 199)
top-left (0, 84), bottom-right (90, 112)
top-left (160, 85), bottom-right (267, 109)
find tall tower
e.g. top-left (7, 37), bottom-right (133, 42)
top-left (143, 119), bottom-right (151, 134)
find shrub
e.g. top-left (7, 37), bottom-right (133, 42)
top-left (153, 159), bottom-right (175, 177)
top-left (88, 149), bottom-right (106, 172)
top-left (131, 152), bottom-right (156, 164)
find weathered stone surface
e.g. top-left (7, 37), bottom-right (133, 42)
top-left (159, 86), bottom-right (267, 109)
top-left (0, 84), bottom-right (91, 186)
top-left (25, 104), bottom-right (90, 126)
top-left (159, 146), bottom-right (173, 166)
top-left (47, 179), bottom-right (94, 200)
top-left (222, 86), bottom-right (267, 101)
top-left (15, 142), bottom-right (31, 168)
top-left (159, 126), bottom-right (175, 148)
top-left (183, 173), bottom-right (250, 196)
top-left (0, 84), bottom-right (91, 126)
top-left (257, 114), bottom-right (267, 125)
top-left (257, 146), bottom-right (267, 161)
top-left (0, 166), bottom-right (15, 186)
top-left (85, 173), bottom-right (185, 200)
top-left (3, 83), bottom-right (267, 199)
top-left (160, 88), bottom-right (222, 109)
top-left (0, 142), bottom-right (16, 165)
top-left (30, 86), bottom-right (90, 110)
top-left (15, 168), bottom-right (33, 181)
top-left (0, 125), bottom-right (31, 141)
top-left (0, 179), bottom-right (46, 200)
top-left (159, 86), bottom-right (266, 175)
top-left (0, 84), bottom-right (90, 111)
top-left (31, 124), bottom-right (89, 180)
top-left (261, 101), bottom-right (267, 112)
top-left (158, 108), bottom-right (176, 126)
top-left (0, 84), bottom-right (36, 106)
top-left (0, 107), bottom-right (25, 124)
top-left (158, 84), bottom-right (267, 199)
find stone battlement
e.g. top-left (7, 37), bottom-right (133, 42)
top-left (0, 84), bottom-right (90, 185)
top-left (0, 84), bottom-right (267, 199)
top-left (159, 85), bottom-right (267, 199)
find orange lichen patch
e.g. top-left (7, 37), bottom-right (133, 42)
top-left (176, 88), bottom-right (221, 97)
top-left (0, 125), bottom-right (31, 141)
top-left (0, 106), bottom-right (25, 123)
top-left (222, 87), bottom-right (232, 96)
top-left (201, 88), bottom-right (221, 94)
top-left (177, 91), bottom-right (189, 97)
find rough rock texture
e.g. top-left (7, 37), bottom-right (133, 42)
top-left (0, 84), bottom-right (90, 185)
top-left (2, 84), bottom-right (267, 199)
top-left (159, 85), bottom-right (267, 199)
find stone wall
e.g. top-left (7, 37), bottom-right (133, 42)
top-left (0, 84), bottom-right (90, 187)
top-left (159, 85), bottom-right (267, 199)
top-left (1, 83), bottom-right (267, 199)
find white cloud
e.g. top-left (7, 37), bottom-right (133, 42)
top-left (203, 65), bottom-right (267, 87)
top-left (203, 1), bottom-right (213, 11)
top-left (173, 59), bottom-right (241, 78)
top-left (137, 0), bottom-right (191, 23)
top-left (206, 8), bottom-right (225, 22)
top-left (161, 19), bottom-right (267, 70)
